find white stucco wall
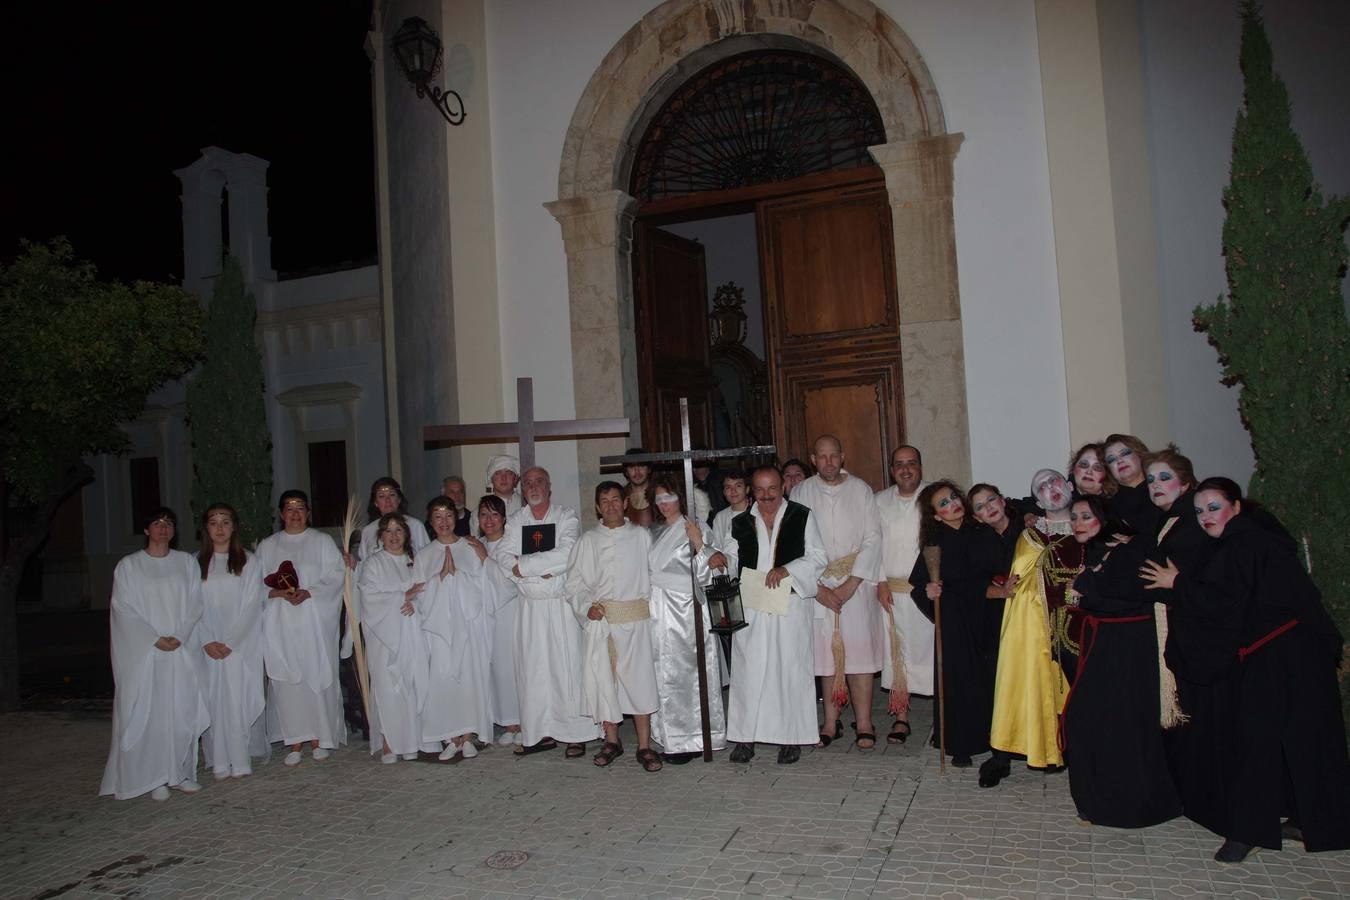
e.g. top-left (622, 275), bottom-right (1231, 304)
top-left (483, 0), bottom-right (1069, 502)
top-left (1139, 0), bottom-right (1350, 489)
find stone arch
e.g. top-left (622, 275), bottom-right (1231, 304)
top-left (547, 0), bottom-right (971, 495)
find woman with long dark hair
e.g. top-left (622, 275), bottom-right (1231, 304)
top-left (907, 481), bottom-right (1004, 769)
top-left (1143, 478), bottom-right (1349, 862)
top-left (194, 503), bottom-right (267, 779)
top-left (1061, 495), bottom-right (1180, 827)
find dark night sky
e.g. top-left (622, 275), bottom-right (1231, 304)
top-left (3, 1), bottom-right (377, 284)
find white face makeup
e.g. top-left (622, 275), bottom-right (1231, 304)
top-left (1035, 475), bottom-right (1072, 512)
top-left (1194, 489), bottom-right (1240, 537)
top-left (1073, 451), bottom-right (1106, 495)
top-left (1104, 442), bottom-right (1142, 487)
top-left (931, 487), bottom-right (965, 526)
top-left (1146, 462), bottom-right (1187, 511)
top-left (1069, 501), bottom-right (1101, 543)
top-left (970, 490), bottom-right (1006, 528)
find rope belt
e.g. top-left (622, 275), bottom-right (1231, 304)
top-left (822, 551), bottom-right (860, 581)
top-left (1057, 612), bottom-right (1151, 752)
top-left (601, 598), bottom-right (651, 625)
top-left (1238, 618), bottom-right (1298, 662)
top-left (886, 577), bottom-right (912, 593)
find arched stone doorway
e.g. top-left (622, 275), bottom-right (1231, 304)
top-left (547, 0), bottom-right (970, 495)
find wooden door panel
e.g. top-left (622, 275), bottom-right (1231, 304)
top-left (759, 178), bottom-right (903, 492)
top-left (633, 224), bottom-right (715, 451)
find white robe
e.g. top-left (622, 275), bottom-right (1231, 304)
top-left (258, 528), bottom-right (346, 748)
top-left (792, 474), bottom-right (886, 675)
top-left (492, 491), bottom-right (523, 518)
top-left (501, 503), bottom-right (602, 744)
top-left (710, 505), bottom-right (747, 557)
top-left (876, 483), bottom-right (936, 695)
top-left (483, 537), bottom-right (521, 726)
top-left (100, 550), bottom-right (209, 799)
top-left (648, 519), bottom-right (727, 753)
top-left (722, 504), bottom-right (828, 745)
top-left (359, 549), bottom-right (435, 755)
top-left (566, 521), bottom-right (658, 722)
top-left (414, 539), bottom-right (494, 742)
top-left (195, 551), bottom-right (268, 776)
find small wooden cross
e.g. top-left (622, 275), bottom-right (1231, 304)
top-left (423, 377), bottom-right (630, 471)
top-left (602, 398), bottom-right (775, 762)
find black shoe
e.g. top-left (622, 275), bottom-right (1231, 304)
top-left (1214, 839), bottom-right (1255, 863)
top-left (662, 752), bottom-right (697, 765)
top-left (951, 755), bottom-right (973, 769)
top-left (777, 745), bottom-right (801, 765)
top-left (1281, 820), bottom-right (1304, 844)
top-left (978, 757), bottom-right (1010, 788)
top-left (729, 742), bottom-right (755, 763)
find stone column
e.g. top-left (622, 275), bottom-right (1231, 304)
top-left (869, 134), bottom-right (972, 485)
top-left (544, 190), bottom-right (641, 507)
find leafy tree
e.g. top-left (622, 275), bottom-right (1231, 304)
top-left (1194, 3), bottom-right (1350, 723)
top-left (186, 255), bottom-right (273, 548)
top-left (0, 239), bottom-right (203, 709)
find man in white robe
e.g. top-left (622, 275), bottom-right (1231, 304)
top-left (101, 509), bottom-right (209, 801)
top-left (259, 491), bottom-right (347, 765)
top-left (724, 466), bottom-right (827, 764)
top-left (792, 435), bottom-right (884, 749)
top-left (875, 444), bottom-right (933, 743)
top-left (501, 467), bottom-right (602, 755)
top-left (486, 454), bottom-right (523, 517)
top-left (566, 481), bottom-right (661, 770)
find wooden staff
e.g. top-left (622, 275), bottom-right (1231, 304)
top-left (341, 496), bottom-right (372, 728)
top-left (923, 545), bottom-right (945, 774)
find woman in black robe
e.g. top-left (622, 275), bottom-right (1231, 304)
top-left (1139, 447), bottom-right (1230, 837)
top-left (1061, 495), bottom-right (1180, 828)
top-left (1103, 433), bottom-right (1161, 534)
top-left (1144, 478), bottom-right (1349, 863)
top-left (908, 481), bottom-right (1004, 768)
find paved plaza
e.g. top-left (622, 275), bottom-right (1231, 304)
top-left (2, 698), bottom-right (1347, 900)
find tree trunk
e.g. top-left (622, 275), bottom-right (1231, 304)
top-left (0, 463), bottom-right (94, 710)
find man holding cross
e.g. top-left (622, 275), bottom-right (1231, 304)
top-left (724, 465), bottom-right (828, 764)
top-left (500, 467), bottom-right (601, 756)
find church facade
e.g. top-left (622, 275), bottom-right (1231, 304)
top-left (369, 0), bottom-right (1350, 515)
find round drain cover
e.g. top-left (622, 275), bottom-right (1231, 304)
top-left (484, 850), bottom-right (530, 870)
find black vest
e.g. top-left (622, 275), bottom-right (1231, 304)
top-left (731, 501), bottom-right (809, 574)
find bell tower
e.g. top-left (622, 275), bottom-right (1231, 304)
top-left (174, 146), bottom-right (275, 298)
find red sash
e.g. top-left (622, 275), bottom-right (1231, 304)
top-left (1057, 612), bottom-right (1152, 752)
top-left (1237, 618), bottom-right (1298, 662)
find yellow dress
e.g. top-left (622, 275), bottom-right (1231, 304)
top-left (988, 528), bottom-right (1074, 768)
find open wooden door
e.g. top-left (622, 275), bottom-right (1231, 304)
top-left (632, 223), bottom-right (716, 452)
top-left (757, 179), bottom-right (902, 491)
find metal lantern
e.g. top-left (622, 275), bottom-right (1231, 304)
top-left (391, 17), bottom-right (466, 126)
top-left (705, 573), bottom-right (748, 634)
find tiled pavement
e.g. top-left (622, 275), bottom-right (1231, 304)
top-left (2, 699), bottom-right (1346, 899)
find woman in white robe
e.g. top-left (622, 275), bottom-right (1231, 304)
top-left (478, 494), bottom-right (522, 744)
top-left (354, 476), bottom-right (431, 563)
top-left (258, 489), bottom-right (346, 765)
top-left (648, 475), bottom-right (728, 762)
top-left (359, 512), bottom-right (433, 763)
top-left (194, 503), bottom-right (267, 779)
top-left (100, 508), bottom-right (210, 802)
top-left (414, 497), bottom-right (493, 760)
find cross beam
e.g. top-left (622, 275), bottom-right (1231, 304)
top-left (423, 377), bottom-right (630, 472)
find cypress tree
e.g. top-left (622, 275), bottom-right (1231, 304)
top-left (186, 255), bottom-right (274, 548)
top-left (1194, 3), bottom-right (1350, 720)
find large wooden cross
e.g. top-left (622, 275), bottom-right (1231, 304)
top-left (601, 398), bottom-right (775, 762)
top-left (423, 377), bottom-right (630, 471)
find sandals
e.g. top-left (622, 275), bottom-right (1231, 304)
top-left (593, 741), bottom-right (624, 767)
top-left (887, 720), bottom-right (911, 745)
top-left (818, 719), bottom-right (844, 747)
top-left (513, 738), bottom-right (558, 756)
top-left (636, 748), bottom-right (663, 772)
top-left (564, 742), bottom-right (588, 759)
top-left (852, 723), bottom-right (876, 751)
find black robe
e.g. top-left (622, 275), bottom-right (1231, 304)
top-left (1108, 481), bottom-right (1162, 535)
top-left (1062, 538), bottom-right (1181, 828)
top-left (909, 520), bottom-right (1005, 759)
top-left (1148, 491), bottom-right (1232, 835)
top-left (1175, 514), bottom-right (1350, 851)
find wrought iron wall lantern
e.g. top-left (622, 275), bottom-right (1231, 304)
top-left (391, 17), bottom-right (466, 126)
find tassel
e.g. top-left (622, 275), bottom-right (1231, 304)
top-left (1154, 602), bottom-right (1188, 728)
top-left (607, 634), bottom-right (619, 674)
top-left (830, 611), bottom-right (849, 708)
top-left (885, 607), bottom-right (910, 716)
